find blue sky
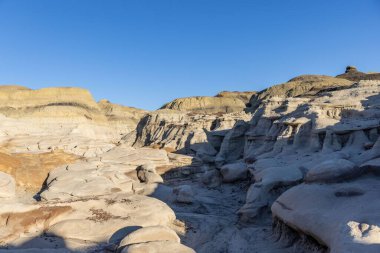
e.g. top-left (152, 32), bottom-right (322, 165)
top-left (0, 0), bottom-right (379, 110)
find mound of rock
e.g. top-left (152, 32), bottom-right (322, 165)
top-left (161, 96), bottom-right (246, 113)
top-left (247, 74), bottom-right (353, 111)
top-left (0, 86), bottom-right (105, 121)
top-left (98, 99), bottom-right (147, 134)
top-left (216, 91), bottom-right (256, 104)
top-left (118, 225), bottom-right (181, 249)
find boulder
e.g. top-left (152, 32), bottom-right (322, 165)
top-left (119, 226), bottom-right (180, 248)
top-left (238, 165), bottom-right (303, 220)
top-left (201, 167), bottom-right (222, 188)
top-left (359, 158), bottom-right (380, 175)
top-left (137, 164), bottom-right (164, 184)
top-left (220, 162), bottom-right (248, 183)
top-left (215, 121), bottom-right (249, 168)
top-left (305, 159), bottom-right (359, 183)
top-left (173, 185), bottom-right (194, 204)
top-left (272, 178), bottom-right (380, 253)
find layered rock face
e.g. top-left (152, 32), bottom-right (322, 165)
top-left (98, 99), bottom-right (147, 135)
top-left (0, 85), bottom-right (107, 122)
top-left (0, 86), bottom-right (147, 157)
top-left (128, 109), bottom-right (251, 157)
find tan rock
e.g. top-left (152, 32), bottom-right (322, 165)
top-left (215, 91), bottom-right (256, 104)
top-left (0, 171), bottom-right (15, 198)
top-left (161, 96), bottom-right (246, 113)
top-left (0, 150), bottom-right (77, 192)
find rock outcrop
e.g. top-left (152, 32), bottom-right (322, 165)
top-left (0, 86), bottom-right (105, 121)
top-left (246, 74), bottom-right (353, 111)
top-left (127, 109), bottom-right (251, 157)
top-left (161, 96), bottom-right (247, 113)
top-left (98, 99), bottom-right (147, 135)
top-left (336, 66), bottom-right (380, 81)
top-left (216, 91), bottom-right (256, 105)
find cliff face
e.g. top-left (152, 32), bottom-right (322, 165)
top-left (127, 109), bottom-right (251, 155)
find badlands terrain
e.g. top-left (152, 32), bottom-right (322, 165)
top-left (0, 66), bottom-right (380, 253)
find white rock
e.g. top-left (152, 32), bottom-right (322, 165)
top-left (272, 178), bottom-right (380, 253)
top-left (137, 164), bottom-right (164, 184)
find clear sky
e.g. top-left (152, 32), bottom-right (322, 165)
top-left (0, 0), bottom-right (379, 110)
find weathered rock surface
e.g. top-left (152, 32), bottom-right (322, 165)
top-left (0, 150), bottom-right (77, 192)
top-left (247, 74), bottom-right (353, 111)
top-left (272, 178), bottom-right (380, 253)
top-left (0, 194), bottom-right (177, 251)
top-left (40, 145), bottom-right (170, 201)
top-left (128, 109), bottom-right (251, 156)
top-left (98, 99), bottom-right (147, 135)
top-left (0, 171), bottom-right (15, 198)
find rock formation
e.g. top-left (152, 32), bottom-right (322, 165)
top-left (215, 91), bottom-right (257, 105)
top-left (160, 96), bottom-right (246, 113)
top-left (1, 66), bottom-right (380, 253)
top-left (336, 65), bottom-right (380, 81)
